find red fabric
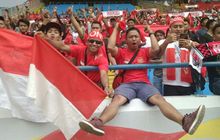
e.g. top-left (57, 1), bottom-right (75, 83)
top-left (135, 25), bottom-right (169, 37)
top-left (33, 36), bottom-right (106, 118)
top-left (170, 16), bottom-right (184, 26)
top-left (0, 29), bottom-right (33, 76)
top-left (119, 21), bottom-right (126, 31)
top-left (115, 48), bottom-right (151, 84)
top-left (187, 13), bottom-right (194, 27)
top-left (42, 126), bottom-right (186, 140)
top-left (70, 45), bottom-right (108, 84)
top-left (166, 48), bottom-right (192, 83)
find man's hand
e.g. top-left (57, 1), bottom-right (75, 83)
top-left (179, 39), bottom-right (191, 50)
top-left (104, 87), bottom-right (114, 98)
top-left (165, 33), bottom-right (177, 44)
top-left (66, 7), bottom-right (73, 16)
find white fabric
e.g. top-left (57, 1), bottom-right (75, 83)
top-left (0, 68), bottom-right (47, 122)
top-left (27, 64), bottom-right (85, 139)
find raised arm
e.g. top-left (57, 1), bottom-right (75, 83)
top-left (144, 25), bottom-right (160, 58)
top-left (107, 23), bottom-right (119, 57)
top-left (67, 7), bottom-right (84, 39)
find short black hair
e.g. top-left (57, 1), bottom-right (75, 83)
top-left (18, 19), bottom-right (30, 27)
top-left (45, 22), bottom-right (62, 35)
top-left (126, 27), bottom-right (140, 38)
top-left (127, 18), bottom-right (135, 23)
top-left (91, 20), bottom-right (102, 28)
top-left (0, 16), bottom-right (4, 21)
top-left (110, 18), bottom-right (116, 22)
top-left (155, 30), bottom-right (165, 36)
top-left (212, 23), bottom-right (220, 35)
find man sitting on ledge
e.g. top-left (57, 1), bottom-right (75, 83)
top-left (79, 23), bottom-right (206, 136)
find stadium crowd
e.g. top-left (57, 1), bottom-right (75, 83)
top-left (1, 2), bottom-right (220, 136)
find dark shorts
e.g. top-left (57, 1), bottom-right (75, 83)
top-left (210, 78), bottom-right (220, 95)
top-left (163, 85), bottom-right (194, 96)
top-left (114, 82), bottom-right (160, 105)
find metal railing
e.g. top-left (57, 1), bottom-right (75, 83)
top-left (78, 61), bottom-right (220, 71)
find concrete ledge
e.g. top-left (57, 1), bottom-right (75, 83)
top-left (0, 95), bottom-right (220, 139)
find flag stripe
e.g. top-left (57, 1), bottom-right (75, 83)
top-left (28, 65), bottom-right (85, 139)
top-left (0, 68), bottom-right (47, 122)
top-left (31, 36), bottom-right (106, 118)
top-left (0, 29), bottom-right (33, 76)
top-left (42, 126), bottom-right (186, 140)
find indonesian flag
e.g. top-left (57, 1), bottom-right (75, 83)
top-left (0, 29), bottom-right (106, 139)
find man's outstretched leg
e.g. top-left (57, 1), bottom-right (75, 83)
top-left (79, 95), bottom-right (127, 136)
top-left (148, 94), bottom-right (206, 135)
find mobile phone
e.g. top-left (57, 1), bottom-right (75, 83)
top-left (179, 33), bottom-right (188, 39)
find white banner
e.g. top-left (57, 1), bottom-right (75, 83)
top-left (189, 47), bottom-right (204, 73)
top-left (102, 10), bottom-right (123, 17)
top-left (168, 11), bottom-right (203, 18)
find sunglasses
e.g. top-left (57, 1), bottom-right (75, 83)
top-left (88, 39), bottom-right (102, 45)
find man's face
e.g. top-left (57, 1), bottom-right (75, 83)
top-left (155, 32), bottom-right (165, 41)
top-left (0, 20), bottom-right (6, 29)
top-left (126, 30), bottom-right (141, 50)
top-left (91, 23), bottom-right (101, 32)
top-left (19, 22), bottom-right (29, 33)
top-left (87, 38), bottom-right (103, 53)
top-left (184, 21), bottom-right (190, 31)
top-left (170, 22), bottom-right (185, 37)
top-left (127, 20), bottom-right (135, 28)
top-left (46, 28), bottom-right (61, 41)
top-left (213, 27), bottom-right (220, 41)
top-left (110, 19), bottom-right (116, 27)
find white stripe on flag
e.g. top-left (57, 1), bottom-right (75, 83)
top-left (0, 68), bottom-right (47, 122)
top-left (27, 64), bottom-right (85, 139)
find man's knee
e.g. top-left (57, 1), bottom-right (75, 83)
top-left (148, 94), bottom-right (166, 105)
top-left (111, 94), bottom-right (128, 106)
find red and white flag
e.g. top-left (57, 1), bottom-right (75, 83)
top-left (0, 29), bottom-right (106, 139)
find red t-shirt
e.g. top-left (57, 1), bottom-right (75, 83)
top-left (115, 48), bottom-right (151, 84)
top-left (70, 45), bottom-right (108, 84)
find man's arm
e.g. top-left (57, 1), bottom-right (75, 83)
top-left (107, 23), bottom-right (119, 57)
top-left (157, 33), bottom-right (177, 56)
top-left (46, 39), bottom-right (71, 53)
top-left (145, 25), bottom-right (160, 58)
top-left (100, 70), bottom-right (110, 95)
top-left (67, 7), bottom-right (84, 39)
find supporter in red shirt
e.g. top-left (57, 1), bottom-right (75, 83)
top-left (46, 30), bottom-right (111, 95)
top-left (18, 19), bottom-right (34, 37)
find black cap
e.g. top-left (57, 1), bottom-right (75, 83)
top-left (45, 22), bottom-right (62, 35)
top-left (0, 16), bottom-right (4, 21)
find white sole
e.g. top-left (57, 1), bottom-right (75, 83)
top-left (79, 120), bottom-right (105, 136)
top-left (188, 105), bottom-right (206, 135)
